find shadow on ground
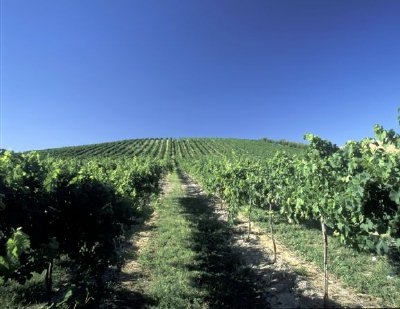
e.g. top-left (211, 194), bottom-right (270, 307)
top-left (104, 171), bottom-right (345, 308)
top-left (101, 207), bottom-right (158, 309)
top-left (177, 171), bottom-right (344, 309)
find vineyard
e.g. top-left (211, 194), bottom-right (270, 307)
top-left (38, 138), bottom-right (306, 159)
top-left (1, 120), bottom-right (400, 308)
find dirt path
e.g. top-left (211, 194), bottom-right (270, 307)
top-left (183, 173), bottom-right (381, 308)
top-left (106, 172), bottom-right (381, 308)
top-left (118, 178), bottom-right (174, 292)
top-left (102, 176), bottom-right (174, 308)
top-left (236, 214), bottom-right (382, 308)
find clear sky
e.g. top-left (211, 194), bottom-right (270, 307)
top-left (1, 0), bottom-right (399, 151)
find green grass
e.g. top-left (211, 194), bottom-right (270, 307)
top-left (251, 207), bottom-right (400, 307)
top-left (136, 171), bottom-right (262, 308)
top-left (138, 172), bottom-right (205, 308)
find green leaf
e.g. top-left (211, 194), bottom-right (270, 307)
top-left (6, 228), bottom-right (30, 262)
top-left (0, 256), bottom-right (9, 270)
top-left (296, 198), bottom-right (304, 207)
top-left (389, 189), bottom-right (400, 205)
top-left (374, 124), bottom-right (387, 141)
top-left (376, 240), bottom-right (389, 255)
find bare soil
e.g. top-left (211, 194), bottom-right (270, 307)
top-left (119, 178), bottom-right (174, 290)
top-left (106, 173), bottom-right (382, 308)
top-left (102, 177), bottom-right (173, 308)
top-left (184, 174), bottom-right (382, 308)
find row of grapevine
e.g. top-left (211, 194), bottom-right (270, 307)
top-left (0, 151), bottom-right (171, 307)
top-left (182, 120), bottom-right (400, 304)
top-left (38, 138), bottom-right (306, 160)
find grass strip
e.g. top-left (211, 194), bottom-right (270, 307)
top-left (251, 208), bottom-right (400, 307)
top-left (138, 171), bottom-right (205, 308)
top-left (137, 171), bottom-right (262, 308)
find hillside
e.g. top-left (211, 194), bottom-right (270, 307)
top-left (36, 138), bottom-right (307, 159)
top-left (2, 129), bottom-right (400, 308)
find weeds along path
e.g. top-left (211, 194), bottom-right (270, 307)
top-left (106, 171), bottom-right (380, 308)
top-left (182, 174), bottom-right (326, 308)
top-left (103, 175), bottom-right (174, 308)
top-left (184, 174), bottom-right (381, 308)
top-left (114, 170), bottom-right (265, 308)
top-left (235, 214), bottom-right (382, 308)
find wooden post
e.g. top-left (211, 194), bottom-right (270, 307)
top-left (248, 202), bottom-right (252, 240)
top-left (45, 260), bottom-right (53, 302)
top-left (269, 203), bottom-right (277, 263)
top-left (320, 217), bottom-right (328, 307)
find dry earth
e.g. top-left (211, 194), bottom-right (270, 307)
top-left (184, 174), bottom-right (382, 308)
top-left (106, 173), bottom-right (382, 308)
top-left (102, 177), bottom-right (174, 308)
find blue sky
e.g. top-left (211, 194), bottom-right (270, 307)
top-left (1, 0), bottom-right (399, 151)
